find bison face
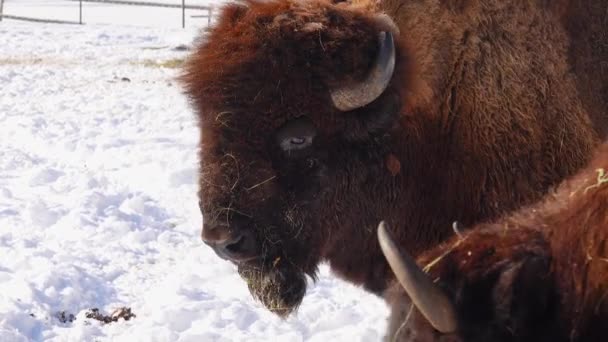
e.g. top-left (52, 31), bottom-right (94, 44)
top-left (182, 0), bottom-right (404, 316)
top-left (197, 113), bottom-right (328, 317)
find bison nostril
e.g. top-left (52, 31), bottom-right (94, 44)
top-left (225, 235), bottom-right (246, 253)
top-left (204, 229), bottom-right (259, 262)
top-left (201, 216), bottom-right (259, 262)
top-left (201, 221), bottom-right (231, 244)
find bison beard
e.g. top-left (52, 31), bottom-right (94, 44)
top-left (238, 262), bottom-right (307, 317)
top-left (235, 211), bottom-right (320, 317)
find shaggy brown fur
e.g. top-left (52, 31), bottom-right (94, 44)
top-left (385, 142), bottom-right (608, 342)
top-left (181, 0), bottom-right (604, 316)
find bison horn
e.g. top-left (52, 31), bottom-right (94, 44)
top-left (377, 222), bottom-right (458, 333)
top-left (330, 31), bottom-right (396, 112)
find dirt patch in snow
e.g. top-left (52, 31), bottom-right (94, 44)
top-left (85, 307), bottom-right (136, 324)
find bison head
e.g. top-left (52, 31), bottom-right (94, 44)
top-left (181, 0), bottom-right (408, 316)
top-left (379, 223), bottom-right (557, 341)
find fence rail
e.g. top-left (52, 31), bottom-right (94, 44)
top-left (0, 0), bottom-right (214, 27)
top-left (70, 0), bottom-right (212, 10)
top-left (1, 14), bottom-right (81, 25)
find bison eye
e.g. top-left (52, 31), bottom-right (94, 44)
top-left (276, 117), bottom-right (316, 152)
top-left (290, 137), bottom-right (306, 145)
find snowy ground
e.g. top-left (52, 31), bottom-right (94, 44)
top-left (0, 4), bottom-right (389, 342)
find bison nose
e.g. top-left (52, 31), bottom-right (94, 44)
top-left (202, 223), bottom-right (259, 263)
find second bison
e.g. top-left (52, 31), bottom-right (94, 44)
top-left (382, 141), bottom-right (608, 341)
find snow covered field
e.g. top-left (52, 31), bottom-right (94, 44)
top-left (0, 3), bottom-right (389, 342)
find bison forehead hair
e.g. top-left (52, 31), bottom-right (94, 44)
top-left (181, 0), bottom-right (406, 316)
top-left (183, 0), bottom-right (402, 120)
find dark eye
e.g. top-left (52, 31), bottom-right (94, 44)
top-left (276, 117), bottom-right (317, 152)
top-left (279, 136), bottom-right (313, 151)
top-left (290, 137), bottom-right (306, 145)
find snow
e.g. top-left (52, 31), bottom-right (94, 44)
top-left (0, 2), bottom-right (389, 341)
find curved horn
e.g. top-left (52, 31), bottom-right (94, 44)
top-left (377, 221), bottom-right (458, 333)
top-left (330, 31), bottom-right (396, 112)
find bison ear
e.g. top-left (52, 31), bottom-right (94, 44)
top-left (491, 256), bottom-right (555, 338)
top-left (343, 89), bottom-right (401, 141)
top-left (329, 26), bottom-right (401, 141)
top-left (330, 31), bottom-right (396, 112)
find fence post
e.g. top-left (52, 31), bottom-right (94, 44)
top-left (182, 0), bottom-right (185, 28)
top-left (79, 0), bottom-right (82, 24)
top-left (0, 0), bottom-right (5, 22)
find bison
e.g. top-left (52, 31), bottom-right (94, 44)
top-left (181, 0), bottom-right (606, 317)
top-left (381, 141), bottom-right (608, 341)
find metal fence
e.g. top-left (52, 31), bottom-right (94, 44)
top-left (0, 0), bottom-right (214, 27)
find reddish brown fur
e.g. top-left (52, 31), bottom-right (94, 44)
top-left (181, 0), bottom-right (605, 316)
top-left (385, 142), bottom-right (608, 341)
